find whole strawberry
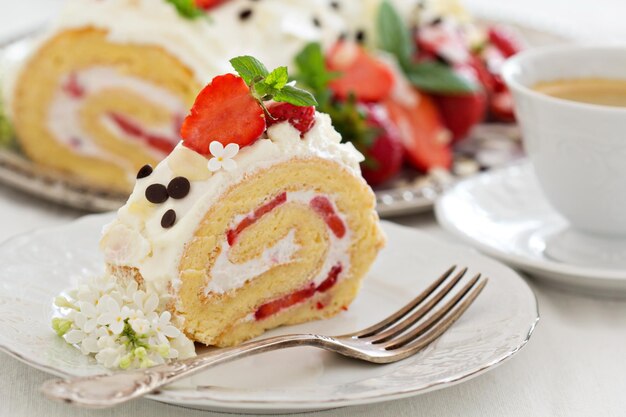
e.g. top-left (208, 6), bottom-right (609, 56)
top-left (267, 103), bottom-right (316, 135)
top-left (359, 104), bottom-right (404, 186)
top-left (434, 90), bottom-right (487, 142)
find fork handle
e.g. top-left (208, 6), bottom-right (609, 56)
top-left (41, 333), bottom-right (322, 408)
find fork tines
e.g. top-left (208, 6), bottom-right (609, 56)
top-left (349, 265), bottom-right (488, 361)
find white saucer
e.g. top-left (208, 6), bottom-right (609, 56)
top-left (435, 162), bottom-right (626, 297)
top-left (0, 213), bottom-right (537, 414)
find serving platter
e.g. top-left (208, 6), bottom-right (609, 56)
top-left (0, 214), bottom-right (538, 413)
top-left (0, 23), bottom-right (565, 216)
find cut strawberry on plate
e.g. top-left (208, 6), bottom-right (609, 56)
top-left (434, 90), bottom-right (487, 142)
top-left (267, 102), bottom-right (316, 135)
top-left (327, 41), bottom-right (395, 102)
top-left (194, 0), bottom-right (227, 10)
top-left (487, 26), bottom-right (524, 59)
top-left (490, 90), bottom-right (516, 122)
top-left (383, 90), bottom-right (452, 172)
top-left (359, 104), bottom-right (404, 186)
top-left (180, 74), bottom-right (266, 155)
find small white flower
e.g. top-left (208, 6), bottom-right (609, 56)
top-left (95, 346), bottom-right (126, 369)
top-left (133, 291), bottom-right (159, 315)
top-left (53, 274), bottom-right (196, 370)
top-left (76, 301), bottom-right (99, 333)
top-left (97, 296), bottom-right (130, 335)
top-left (151, 311), bottom-right (181, 344)
top-left (80, 327), bottom-right (110, 354)
top-left (170, 335), bottom-right (196, 360)
top-left (207, 141), bottom-right (239, 172)
top-left (64, 329), bottom-right (87, 345)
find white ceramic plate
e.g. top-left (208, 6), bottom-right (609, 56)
top-left (0, 213), bottom-right (537, 414)
top-left (435, 162), bottom-right (626, 297)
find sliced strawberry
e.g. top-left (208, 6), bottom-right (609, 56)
top-left (310, 196), bottom-right (346, 239)
top-left (254, 264), bottom-right (343, 320)
top-left (63, 72), bottom-right (85, 99)
top-left (359, 104), bottom-right (404, 186)
top-left (488, 26), bottom-right (524, 59)
top-left (180, 74), bottom-right (266, 154)
top-left (416, 22), bottom-right (471, 65)
top-left (267, 103), bottom-right (316, 135)
top-left (317, 264), bottom-right (343, 293)
top-left (227, 192), bottom-right (287, 245)
top-left (434, 91), bottom-right (487, 142)
top-left (466, 55), bottom-right (495, 95)
top-left (490, 91), bottom-right (516, 122)
top-left (194, 0), bottom-right (227, 10)
top-left (255, 284), bottom-right (316, 320)
top-left (383, 90), bottom-right (452, 171)
top-left (109, 113), bottom-right (177, 154)
top-left (326, 41), bottom-right (395, 102)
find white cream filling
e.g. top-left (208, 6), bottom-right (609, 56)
top-left (203, 191), bottom-right (352, 296)
top-left (102, 114), bottom-right (364, 296)
top-left (206, 230), bottom-right (300, 295)
top-left (47, 67), bottom-right (186, 172)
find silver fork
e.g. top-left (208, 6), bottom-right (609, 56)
top-left (42, 265), bottom-right (487, 408)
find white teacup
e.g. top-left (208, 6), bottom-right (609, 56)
top-left (502, 45), bottom-right (626, 269)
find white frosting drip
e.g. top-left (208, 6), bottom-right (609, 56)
top-left (101, 113), bottom-right (364, 295)
top-left (47, 67), bottom-right (185, 171)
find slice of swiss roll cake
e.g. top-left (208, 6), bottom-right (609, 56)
top-left (100, 56), bottom-right (385, 347)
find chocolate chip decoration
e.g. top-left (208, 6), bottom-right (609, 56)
top-left (136, 164), bottom-right (153, 179)
top-left (145, 184), bottom-right (168, 204)
top-left (355, 29), bottom-right (366, 43)
top-left (161, 209), bottom-right (177, 228)
top-left (167, 177), bottom-right (190, 199)
top-left (239, 9), bottom-right (253, 20)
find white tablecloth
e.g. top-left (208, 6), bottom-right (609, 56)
top-left (1, 2), bottom-right (625, 416)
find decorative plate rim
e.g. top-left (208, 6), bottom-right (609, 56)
top-left (435, 162), bottom-right (626, 285)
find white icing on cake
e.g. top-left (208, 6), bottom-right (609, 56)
top-left (101, 113), bottom-right (363, 295)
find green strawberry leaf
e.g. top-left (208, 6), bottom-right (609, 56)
top-left (164, 0), bottom-right (205, 20)
top-left (273, 85), bottom-right (318, 107)
top-left (229, 56), bottom-right (269, 85)
top-left (376, 0), bottom-right (477, 94)
top-left (377, 0), bottom-right (414, 66)
top-left (404, 61), bottom-right (477, 93)
top-left (294, 43), bottom-right (339, 93)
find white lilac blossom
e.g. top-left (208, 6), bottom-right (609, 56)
top-left (52, 275), bottom-right (195, 370)
top-left (207, 141), bottom-right (239, 172)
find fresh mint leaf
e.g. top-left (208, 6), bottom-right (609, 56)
top-left (229, 56), bottom-right (269, 85)
top-left (405, 61), bottom-right (477, 93)
top-left (264, 66), bottom-right (289, 90)
top-left (230, 55), bottom-right (317, 107)
top-left (273, 85), bottom-right (318, 107)
top-left (377, 0), bottom-right (414, 66)
top-left (164, 0), bottom-right (205, 20)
